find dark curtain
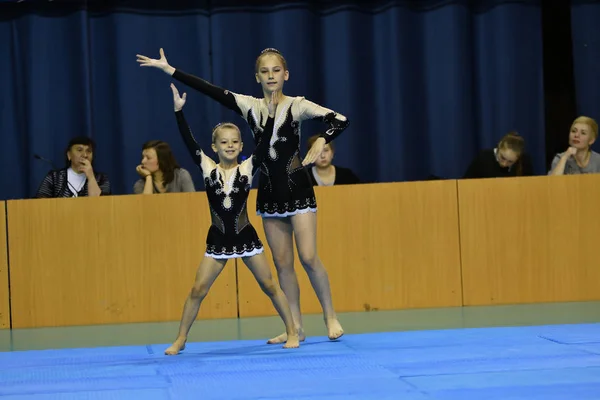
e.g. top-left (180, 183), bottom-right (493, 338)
top-left (0, 0), bottom-right (547, 200)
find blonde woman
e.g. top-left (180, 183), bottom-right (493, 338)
top-left (549, 116), bottom-right (600, 175)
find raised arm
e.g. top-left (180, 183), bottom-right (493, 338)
top-left (171, 84), bottom-right (214, 175)
top-left (296, 98), bottom-right (350, 165)
top-left (137, 48), bottom-right (243, 116)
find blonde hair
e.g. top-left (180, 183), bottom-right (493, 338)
top-left (212, 122), bottom-right (241, 144)
top-left (571, 116), bottom-right (598, 140)
top-left (255, 48), bottom-right (288, 73)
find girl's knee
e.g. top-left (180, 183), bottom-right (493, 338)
top-left (190, 283), bottom-right (210, 299)
top-left (298, 251), bottom-right (318, 270)
top-left (271, 253), bottom-right (294, 272)
top-left (258, 279), bottom-right (278, 296)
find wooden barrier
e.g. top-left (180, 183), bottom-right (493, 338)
top-left (5, 175), bottom-right (600, 329)
top-left (458, 174), bottom-right (600, 306)
top-left (236, 181), bottom-right (464, 318)
top-left (0, 202), bottom-right (9, 329)
top-left (6, 193), bottom-right (237, 329)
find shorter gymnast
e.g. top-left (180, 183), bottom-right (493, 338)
top-left (164, 83), bottom-right (299, 355)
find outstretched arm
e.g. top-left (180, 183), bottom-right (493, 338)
top-left (172, 70), bottom-right (243, 116)
top-left (137, 48), bottom-right (243, 116)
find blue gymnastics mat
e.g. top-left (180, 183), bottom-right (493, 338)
top-left (1, 323), bottom-right (600, 399)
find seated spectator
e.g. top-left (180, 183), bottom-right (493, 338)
top-left (35, 136), bottom-right (110, 198)
top-left (133, 140), bottom-right (195, 194)
top-left (463, 132), bottom-right (534, 179)
top-left (306, 135), bottom-right (360, 186)
top-left (548, 116), bottom-right (600, 175)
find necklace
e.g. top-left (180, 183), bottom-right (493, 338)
top-left (67, 180), bottom-right (86, 196)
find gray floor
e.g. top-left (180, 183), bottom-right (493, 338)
top-left (1, 301), bottom-right (599, 352)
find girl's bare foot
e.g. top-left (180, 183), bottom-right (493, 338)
top-left (326, 318), bottom-right (344, 340)
top-left (267, 328), bottom-right (305, 345)
top-left (164, 337), bottom-right (187, 355)
top-left (283, 332), bottom-right (300, 349)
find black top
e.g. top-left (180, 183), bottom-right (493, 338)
top-left (463, 149), bottom-right (534, 179)
top-left (175, 110), bottom-right (273, 235)
top-left (309, 166), bottom-right (360, 186)
top-left (35, 168), bottom-right (111, 198)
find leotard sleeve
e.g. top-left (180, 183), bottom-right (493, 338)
top-left (172, 69), bottom-right (259, 122)
top-left (295, 97), bottom-right (349, 143)
top-left (175, 110), bottom-right (215, 176)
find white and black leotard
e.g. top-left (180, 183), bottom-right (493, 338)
top-left (175, 110), bottom-right (274, 259)
top-left (172, 69), bottom-right (349, 217)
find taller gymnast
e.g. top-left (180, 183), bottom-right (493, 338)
top-left (137, 48), bottom-right (348, 344)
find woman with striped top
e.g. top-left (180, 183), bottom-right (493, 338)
top-left (35, 136), bottom-right (111, 198)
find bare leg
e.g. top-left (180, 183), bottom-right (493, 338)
top-left (242, 252), bottom-right (299, 348)
top-left (165, 257), bottom-right (228, 355)
top-left (262, 217), bottom-right (306, 344)
top-left (291, 211), bottom-right (343, 340)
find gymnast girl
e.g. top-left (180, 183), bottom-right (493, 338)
top-left (164, 83), bottom-right (299, 354)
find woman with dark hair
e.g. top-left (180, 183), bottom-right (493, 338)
top-left (133, 140), bottom-right (196, 194)
top-left (35, 136), bottom-right (111, 198)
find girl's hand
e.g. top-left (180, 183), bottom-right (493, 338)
top-left (303, 137), bottom-right (326, 166)
top-left (136, 48), bottom-right (175, 75)
top-left (170, 83), bottom-right (187, 111)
